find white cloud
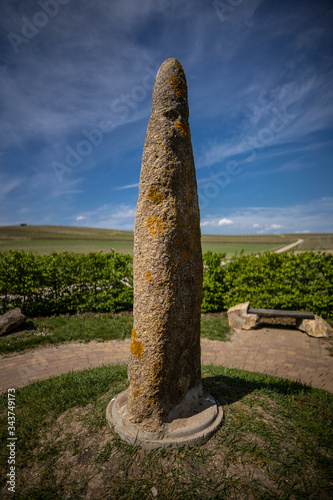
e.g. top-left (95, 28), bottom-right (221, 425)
top-left (218, 218), bottom-right (233, 226)
top-left (200, 198), bottom-right (333, 234)
top-left (76, 216), bottom-right (87, 221)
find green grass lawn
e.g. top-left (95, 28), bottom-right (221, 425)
top-left (0, 313), bottom-right (230, 355)
top-left (0, 363), bottom-right (332, 498)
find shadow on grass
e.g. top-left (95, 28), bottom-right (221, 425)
top-left (202, 371), bottom-right (312, 406)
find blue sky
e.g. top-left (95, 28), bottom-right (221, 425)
top-left (1, 0), bottom-right (332, 235)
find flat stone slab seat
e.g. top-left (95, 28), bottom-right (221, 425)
top-left (106, 386), bottom-right (223, 451)
top-left (227, 302), bottom-right (333, 338)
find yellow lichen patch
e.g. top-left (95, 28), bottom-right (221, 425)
top-left (175, 61), bottom-right (185, 78)
top-left (175, 121), bottom-right (190, 137)
top-left (145, 215), bottom-right (167, 237)
top-left (130, 328), bottom-right (144, 360)
top-left (147, 187), bottom-right (165, 204)
top-left (168, 75), bottom-right (185, 97)
top-left (143, 270), bottom-right (153, 281)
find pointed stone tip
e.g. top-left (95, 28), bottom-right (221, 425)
top-left (158, 58), bottom-right (184, 74)
top-left (152, 58), bottom-right (188, 120)
top-left (156, 58), bottom-right (186, 85)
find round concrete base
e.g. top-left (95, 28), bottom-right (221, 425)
top-left (106, 387), bottom-right (223, 450)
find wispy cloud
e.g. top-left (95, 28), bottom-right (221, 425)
top-left (201, 198), bottom-right (333, 234)
top-left (0, 1), bottom-right (332, 233)
top-left (0, 173), bottom-right (25, 200)
top-left (69, 204), bottom-right (136, 230)
top-left (115, 183), bottom-right (139, 191)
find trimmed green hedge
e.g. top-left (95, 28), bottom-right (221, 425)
top-left (1, 249), bottom-right (332, 320)
top-left (202, 250), bottom-right (333, 320)
top-left (0, 250), bottom-right (133, 316)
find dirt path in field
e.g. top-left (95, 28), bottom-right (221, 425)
top-left (275, 238), bottom-right (304, 253)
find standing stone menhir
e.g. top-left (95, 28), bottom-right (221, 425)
top-left (106, 58), bottom-right (223, 449)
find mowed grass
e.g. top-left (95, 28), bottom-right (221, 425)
top-left (0, 313), bottom-right (230, 355)
top-left (0, 364), bottom-right (332, 499)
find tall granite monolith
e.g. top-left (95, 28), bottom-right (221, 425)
top-left (106, 58), bottom-right (223, 449)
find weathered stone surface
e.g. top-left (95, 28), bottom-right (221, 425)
top-left (227, 302), bottom-right (260, 330)
top-left (0, 308), bottom-right (26, 336)
top-left (297, 315), bottom-right (333, 338)
top-left (126, 58), bottom-right (203, 432)
top-left (107, 58), bottom-right (223, 449)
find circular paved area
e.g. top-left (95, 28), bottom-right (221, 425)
top-left (1, 327), bottom-right (332, 394)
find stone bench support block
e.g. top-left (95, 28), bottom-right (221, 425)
top-left (297, 316), bottom-right (332, 338)
top-left (227, 302), bottom-right (260, 330)
top-left (227, 302), bottom-right (332, 338)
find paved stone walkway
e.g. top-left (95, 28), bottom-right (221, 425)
top-left (1, 327), bottom-right (332, 394)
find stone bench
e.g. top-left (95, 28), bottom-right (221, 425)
top-left (227, 302), bottom-right (332, 338)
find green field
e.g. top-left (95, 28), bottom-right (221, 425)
top-left (0, 225), bottom-right (332, 256)
top-left (0, 238), bottom-right (134, 255)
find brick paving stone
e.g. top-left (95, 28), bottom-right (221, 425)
top-left (1, 327), bottom-right (332, 394)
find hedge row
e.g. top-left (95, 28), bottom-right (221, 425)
top-left (0, 249), bottom-right (332, 320)
top-left (202, 250), bottom-right (333, 320)
top-left (0, 250), bottom-right (133, 317)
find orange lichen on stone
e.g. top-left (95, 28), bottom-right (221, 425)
top-left (147, 187), bottom-right (165, 204)
top-left (126, 58), bottom-right (203, 432)
top-left (175, 60), bottom-right (185, 78)
top-left (143, 270), bottom-right (153, 281)
top-left (168, 75), bottom-right (185, 97)
top-left (145, 215), bottom-right (167, 237)
top-left (130, 328), bottom-right (144, 360)
top-left (175, 121), bottom-right (190, 137)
